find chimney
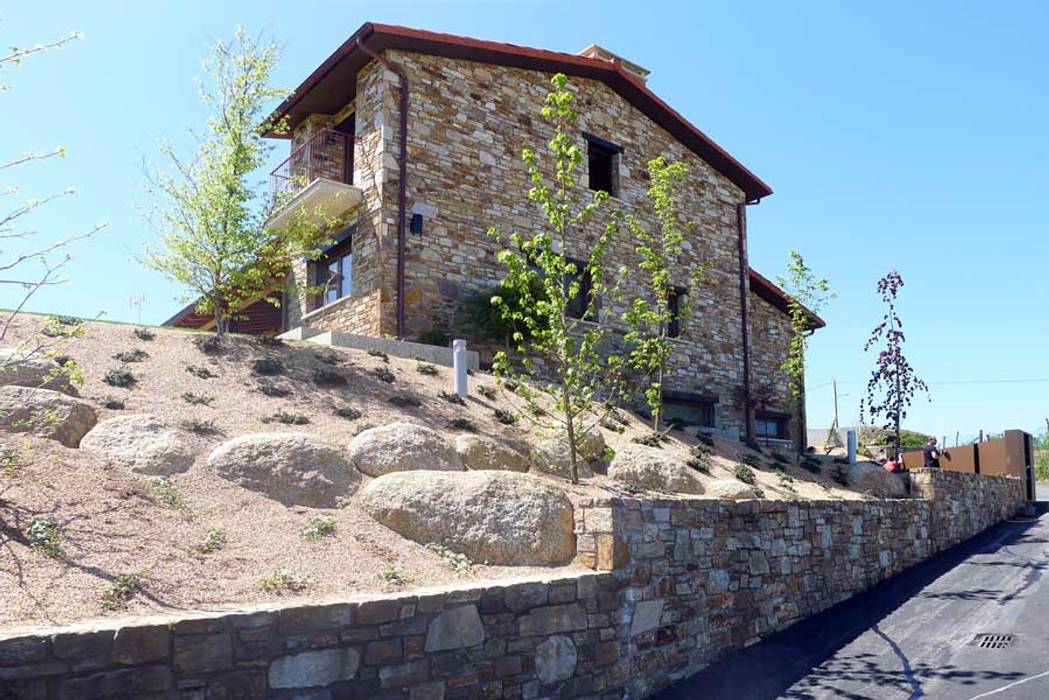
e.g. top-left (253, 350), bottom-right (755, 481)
top-left (578, 44), bottom-right (651, 83)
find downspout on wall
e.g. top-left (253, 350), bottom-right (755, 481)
top-left (356, 38), bottom-right (409, 339)
top-left (737, 201), bottom-right (755, 443)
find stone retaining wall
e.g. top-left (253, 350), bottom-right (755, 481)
top-left (0, 470), bottom-right (1025, 699)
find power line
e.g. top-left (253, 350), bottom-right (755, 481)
top-left (811, 377), bottom-right (1049, 388)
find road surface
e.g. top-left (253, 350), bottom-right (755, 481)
top-left (656, 501), bottom-right (1049, 700)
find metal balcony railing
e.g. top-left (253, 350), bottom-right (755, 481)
top-left (270, 128), bottom-right (354, 201)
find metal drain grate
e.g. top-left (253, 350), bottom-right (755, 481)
top-left (971, 634), bottom-right (1014, 649)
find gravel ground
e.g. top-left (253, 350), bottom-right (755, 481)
top-left (0, 313), bottom-right (864, 628)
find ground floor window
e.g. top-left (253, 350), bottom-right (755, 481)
top-left (661, 391), bottom-right (716, 429)
top-left (313, 234), bottom-right (352, 309)
top-left (755, 411), bottom-right (790, 440)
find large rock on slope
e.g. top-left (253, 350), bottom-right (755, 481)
top-left (705, 479), bottom-right (758, 500)
top-left (608, 443), bottom-right (704, 495)
top-left (360, 471), bottom-right (575, 565)
top-left (846, 462), bottom-right (908, 498)
top-left (208, 432), bottom-right (359, 507)
top-left (348, 422), bottom-right (461, 477)
top-left (530, 427), bottom-right (607, 479)
top-left (0, 348), bottom-right (77, 395)
top-left (81, 414), bottom-right (192, 475)
top-left (0, 386), bottom-right (96, 447)
top-left (454, 435), bottom-right (530, 472)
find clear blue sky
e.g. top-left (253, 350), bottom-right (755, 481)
top-left (3, 1), bottom-right (1047, 440)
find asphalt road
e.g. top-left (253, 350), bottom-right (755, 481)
top-left (656, 500), bottom-right (1049, 700)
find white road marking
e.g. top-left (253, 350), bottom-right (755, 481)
top-left (965, 670), bottom-right (1049, 699)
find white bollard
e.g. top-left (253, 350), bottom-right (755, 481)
top-left (847, 429), bottom-right (858, 464)
top-left (453, 339), bottom-right (468, 399)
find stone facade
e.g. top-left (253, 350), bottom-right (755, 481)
top-left (0, 470), bottom-right (1025, 699)
top-left (748, 292), bottom-right (795, 434)
top-left (277, 48), bottom-right (802, 438)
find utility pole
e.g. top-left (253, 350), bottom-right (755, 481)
top-left (832, 379), bottom-right (840, 431)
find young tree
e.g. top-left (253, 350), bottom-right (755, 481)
top-left (488, 73), bottom-right (622, 483)
top-left (144, 29), bottom-right (326, 337)
top-left (1, 31), bottom-right (104, 377)
top-left (861, 270), bottom-right (928, 458)
top-left (778, 251), bottom-right (833, 453)
top-left (622, 157), bottom-right (709, 433)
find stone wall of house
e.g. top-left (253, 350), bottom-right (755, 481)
top-left (748, 291), bottom-right (794, 420)
top-left (575, 468), bottom-right (1027, 697)
top-left (0, 470), bottom-right (1024, 699)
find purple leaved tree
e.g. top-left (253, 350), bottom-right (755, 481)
top-left (861, 270), bottom-right (929, 458)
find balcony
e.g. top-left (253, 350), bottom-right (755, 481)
top-left (267, 128), bottom-right (363, 233)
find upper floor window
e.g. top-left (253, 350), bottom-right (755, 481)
top-left (584, 132), bottom-right (622, 198)
top-left (667, 286), bottom-right (686, 338)
top-left (314, 232), bottom-right (352, 309)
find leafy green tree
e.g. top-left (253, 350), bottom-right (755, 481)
top-left (488, 73), bottom-right (622, 483)
top-left (144, 29), bottom-right (328, 336)
top-left (778, 251), bottom-right (833, 452)
top-left (1, 31), bottom-right (104, 385)
top-left (622, 157), bottom-right (709, 433)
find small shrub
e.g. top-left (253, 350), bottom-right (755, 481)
top-left (334, 406), bottom-right (362, 420)
top-left (112, 348), bottom-right (149, 363)
top-left (253, 358), bottom-right (284, 376)
top-left (372, 367), bottom-right (395, 384)
top-left (632, 432), bottom-right (668, 448)
top-left (302, 515), bottom-right (337, 541)
top-left (191, 526), bottom-right (227, 555)
top-left (776, 468), bottom-right (795, 484)
top-left (134, 327), bottom-right (155, 341)
top-left (600, 416), bottom-right (626, 433)
top-left (416, 329), bottom-right (451, 347)
top-left (752, 486), bottom-right (766, 499)
top-left (150, 477), bottom-right (186, 509)
top-left (185, 364), bottom-right (217, 379)
top-left (447, 418), bottom-right (477, 432)
top-left (477, 385), bottom-right (497, 400)
top-left (42, 315), bottom-right (82, 338)
top-left (263, 410), bottom-right (310, 425)
top-left (313, 367), bottom-right (348, 386)
top-left (258, 569), bottom-right (311, 594)
top-left (686, 446), bottom-right (711, 474)
top-left (180, 418), bottom-right (222, 435)
top-left (0, 445), bottom-right (23, 475)
top-left (695, 433), bottom-right (715, 447)
top-left (27, 515), bottom-right (62, 556)
top-left (426, 543), bottom-right (472, 576)
top-left (192, 334), bottom-right (225, 355)
top-left (257, 382), bottom-right (291, 398)
top-left (100, 574), bottom-right (139, 611)
top-left (416, 363), bottom-right (439, 376)
top-left (734, 462), bottom-right (757, 485)
top-left (529, 405), bottom-right (547, 417)
top-left (387, 394), bottom-right (422, 408)
top-left (367, 348), bottom-right (389, 363)
top-left (102, 395), bottom-right (125, 410)
top-left (103, 367), bottom-right (135, 388)
top-left (438, 390), bottom-right (464, 406)
top-left (494, 408), bottom-right (517, 425)
top-left (182, 392), bottom-right (213, 406)
top-left (379, 565), bottom-right (411, 587)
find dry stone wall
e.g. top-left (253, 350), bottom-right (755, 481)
top-left (0, 470), bottom-right (1022, 699)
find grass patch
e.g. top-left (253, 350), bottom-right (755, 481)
top-left (257, 382), bottom-right (290, 398)
top-left (103, 367), bottom-right (136, 388)
top-left (438, 390), bottom-right (464, 406)
top-left (253, 358), bottom-right (284, 376)
top-left (27, 515), bottom-right (62, 557)
top-left (477, 385), bottom-right (497, 400)
top-left (182, 392), bottom-right (213, 406)
top-left (372, 367), bottom-right (395, 384)
top-left (302, 515), bottom-right (337, 542)
top-left (190, 526), bottom-right (227, 556)
top-left (185, 364), bottom-right (217, 379)
top-left (100, 574), bottom-right (139, 611)
top-left (632, 432), bottom-right (669, 448)
top-left (102, 395), bottom-right (125, 410)
top-left (494, 408), bottom-right (517, 425)
top-left (150, 477), bottom-right (186, 509)
top-left (387, 394), bottom-right (422, 408)
top-left (426, 543), bottom-right (473, 576)
top-left (734, 463), bottom-right (757, 485)
top-left (416, 363), bottom-right (439, 376)
top-left (379, 565), bottom-right (411, 587)
top-left (133, 327), bottom-right (155, 341)
top-left (313, 367), bottom-right (347, 386)
top-left (112, 348), bottom-right (149, 363)
top-left (334, 406), bottom-right (362, 420)
top-left (258, 569), bottom-right (311, 595)
top-left (367, 348), bottom-right (389, 363)
top-left (192, 334), bottom-right (225, 355)
top-left (447, 418), bottom-right (477, 432)
top-left (686, 445), bottom-right (711, 473)
top-left (262, 410), bottom-right (310, 426)
top-left (180, 418), bottom-right (222, 435)
top-left (600, 416), bottom-right (626, 433)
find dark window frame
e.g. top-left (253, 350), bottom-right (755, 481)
top-left (583, 131), bottom-right (622, 198)
top-left (755, 411), bottom-right (790, 440)
top-left (667, 285), bottom-right (687, 339)
top-left (312, 227), bottom-right (354, 310)
top-left (661, 390), bottom-right (717, 429)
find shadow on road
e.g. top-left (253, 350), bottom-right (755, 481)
top-left (654, 507), bottom-right (1046, 700)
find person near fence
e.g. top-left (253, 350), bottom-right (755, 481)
top-left (923, 436), bottom-right (942, 468)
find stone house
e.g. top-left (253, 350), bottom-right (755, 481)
top-left (165, 22), bottom-right (824, 445)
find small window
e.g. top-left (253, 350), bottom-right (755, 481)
top-left (565, 258), bottom-right (595, 320)
top-left (667, 287), bottom-right (686, 339)
top-left (756, 412), bottom-right (790, 440)
top-left (661, 392), bottom-right (716, 429)
top-left (314, 236), bottom-right (352, 309)
top-left (584, 132), bottom-right (621, 198)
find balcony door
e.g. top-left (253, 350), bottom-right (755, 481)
top-left (334, 114), bottom-right (355, 185)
